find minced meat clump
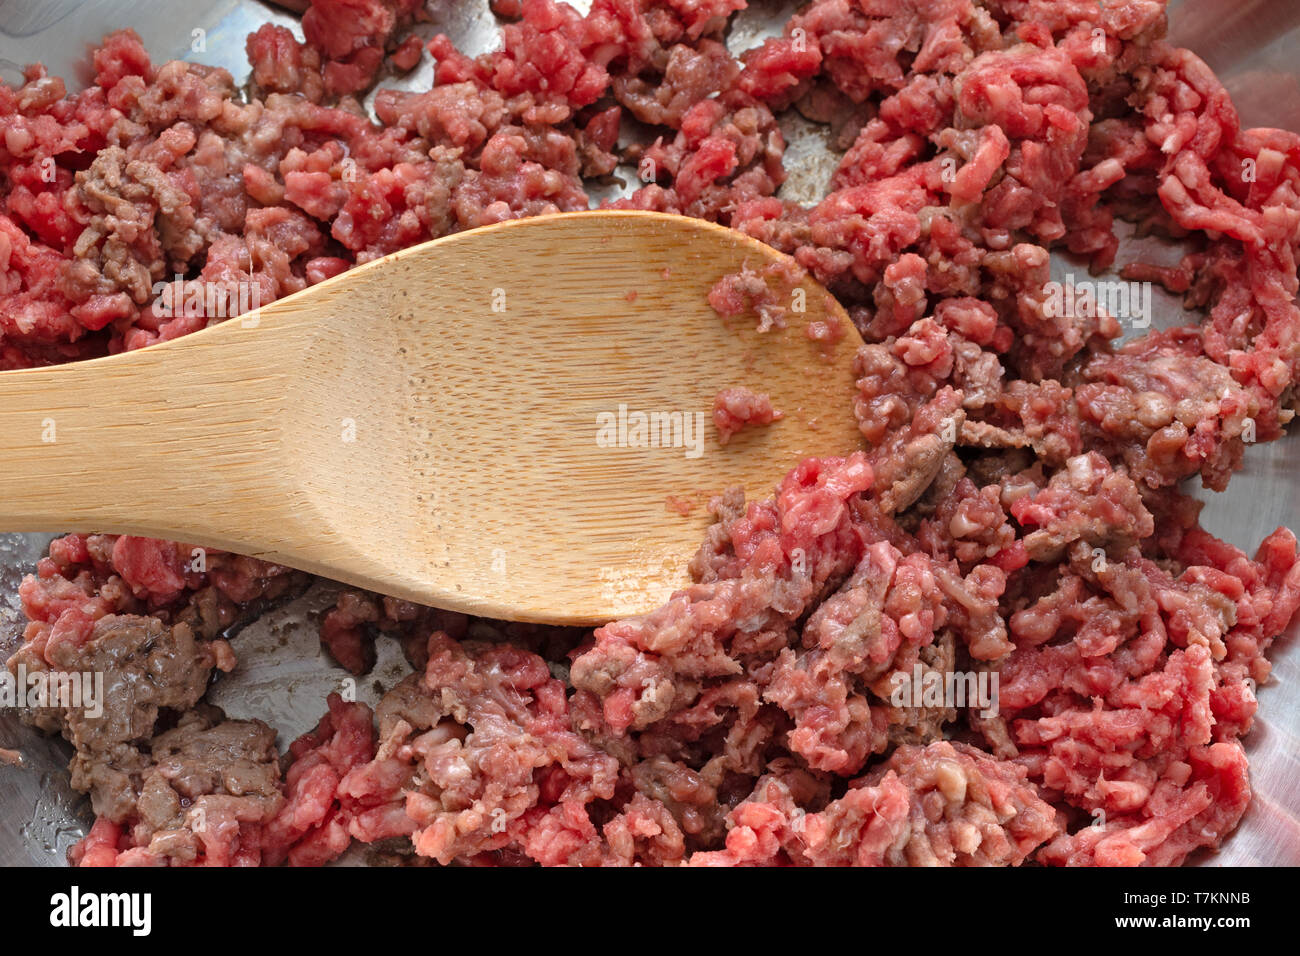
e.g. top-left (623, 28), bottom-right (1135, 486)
top-left (3, 0), bottom-right (1300, 867)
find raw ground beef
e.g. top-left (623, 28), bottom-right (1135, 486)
top-left (3, 0), bottom-right (1300, 866)
top-left (712, 385), bottom-right (782, 443)
top-left (708, 258), bottom-right (808, 332)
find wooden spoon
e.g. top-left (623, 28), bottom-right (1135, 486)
top-left (0, 211), bottom-right (864, 624)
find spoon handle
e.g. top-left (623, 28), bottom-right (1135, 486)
top-left (0, 316), bottom-right (301, 554)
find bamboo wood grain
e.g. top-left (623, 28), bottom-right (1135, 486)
top-left (0, 211), bottom-right (865, 624)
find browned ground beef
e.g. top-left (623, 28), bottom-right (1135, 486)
top-left (4, 0), bottom-right (1300, 866)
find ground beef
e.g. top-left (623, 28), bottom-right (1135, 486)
top-left (73, 707), bottom-right (285, 867)
top-left (248, 0), bottom-right (428, 101)
top-left (8, 614), bottom-right (233, 822)
top-left (689, 741), bottom-right (1061, 866)
top-left (712, 386), bottom-right (782, 444)
top-left (72, 695), bottom-right (375, 866)
top-left (264, 694), bottom-right (378, 866)
top-left (708, 258), bottom-right (807, 332)
top-left (1010, 451), bottom-right (1154, 561)
top-left (3, 0), bottom-right (1300, 867)
top-left (340, 633), bottom-right (620, 865)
